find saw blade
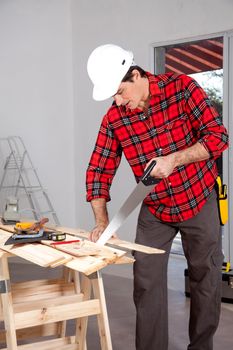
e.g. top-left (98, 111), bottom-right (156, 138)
top-left (97, 181), bottom-right (156, 246)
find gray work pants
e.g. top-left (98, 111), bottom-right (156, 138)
top-left (133, 190), bottom-right (223, 350)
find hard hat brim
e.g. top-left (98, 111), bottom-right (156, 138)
top-left (92, 80), bottom-right (122, 101)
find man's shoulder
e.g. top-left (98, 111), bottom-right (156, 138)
top-left (154, 72), bottom-right (191, 86)
top-left (104, 102), bottom-right (125, 124)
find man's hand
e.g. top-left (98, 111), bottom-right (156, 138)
top-left (89, 223), bottom-right (118, 243)
top-left (147, 154), bottom-right (176, 179)
top-left (147, 142), bottom-right (210, 179)
top-left (89, 223), bottom-right (107, 242)
top-left (89, 198), bottom-right (118, 243)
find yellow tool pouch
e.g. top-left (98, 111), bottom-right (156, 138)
top-left (216, 176), bottom-right (228, 226)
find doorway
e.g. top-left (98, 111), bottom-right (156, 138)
top-left (153, 36), bottom-right (224, 255)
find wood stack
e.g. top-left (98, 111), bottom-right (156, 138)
top-left (0, 224), bottom-right (164, 350)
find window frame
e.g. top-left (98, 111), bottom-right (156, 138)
top-left (150, 31), bottom-right (233, 265)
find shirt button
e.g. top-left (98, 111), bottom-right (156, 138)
top-left (168, 182), bottom-right (172, 186)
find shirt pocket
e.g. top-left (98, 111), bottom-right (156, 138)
top-left (156, 113), bottom-right (194, 150)
top-left (165, 113), bottom-right (188, 130)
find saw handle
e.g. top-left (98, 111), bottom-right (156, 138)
top-left (141, 160), bottom-right (160, 186)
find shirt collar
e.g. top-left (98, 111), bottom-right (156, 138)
top-left (146, 72), bottom-right (164, 97)
top-left (117, 72), bottom-right (163, 116)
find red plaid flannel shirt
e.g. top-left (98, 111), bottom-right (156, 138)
top-left (86, 72), bottom-right (228, 222)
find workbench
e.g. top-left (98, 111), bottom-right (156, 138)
top-left (0, 225), bottom-right (163, 350)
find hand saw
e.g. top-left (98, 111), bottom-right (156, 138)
top-left (97, 160), bottom-right (160, 246)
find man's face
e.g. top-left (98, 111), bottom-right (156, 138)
top-left (113, 71), bottom-right (148, 110)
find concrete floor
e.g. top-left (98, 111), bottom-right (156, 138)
top-left (2, 255), bottom-right (233, 350)
top-left (103, 255), bottom-right (233, 350)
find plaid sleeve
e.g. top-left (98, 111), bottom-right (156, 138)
top-left (86, 114), bottom-right (122, 202)
top-left (182, 75), bottom-right (228, 159)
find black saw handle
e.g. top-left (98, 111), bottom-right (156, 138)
top-left (140, 160), bottom-right (160, 186)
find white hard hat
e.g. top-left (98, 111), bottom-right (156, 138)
top-left (87, 44), bottom-right (134, 101)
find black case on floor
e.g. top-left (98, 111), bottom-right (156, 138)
top-left (184, 268), bottom-right (233, 303)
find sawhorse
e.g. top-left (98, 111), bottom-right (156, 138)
top-left (0, 251), bottom-right (113, 350)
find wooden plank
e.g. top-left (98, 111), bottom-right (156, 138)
top-left (107, 238), bottom-right (165, 254)
top-left (0, 223), bottom-right (164, 254)
top-left (0, 323), bottom-right (60, 343)
top-left (11, 278), bottom-right (64, 291)
top-left (0, 224), bottom-right (165, 254)
top-left (0, 228), bottom-right (128, 274)
top-left (0, 225), bottom-right (15, 235)
top-left (13, 294), bottom-right (84, 313)
top-left (0, 243), bottom-right (69, 267)
top-left (11, 283), bottom-right (76, 304)
top-left (45, 239), bottom-right (102, 257)
top-left (53, 226), bottom-right (165, 254)
top-left (44, 235), bottom-right (126, 259)
top-left (65, 253), bottom-right (119, 276)
top-left (0, 230), bottom-right (72, 267)
top-left (110, 255), bottom-right (134, 264)
top-left (44, 235), bottom-right (127, 275)
top-left (14, 299), bottom-right (101, 329)
top-left (0, 344), bottom-right (79, 350)
top-left (0, 336), bottom-right (77, 350)
top-left (4, 279), bottom-right (74, 315)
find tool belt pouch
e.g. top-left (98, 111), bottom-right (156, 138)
top-left (216, 176), bottom-right (228, 226)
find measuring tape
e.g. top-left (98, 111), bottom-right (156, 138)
top-left (48, 232), bottom-right (66, 242)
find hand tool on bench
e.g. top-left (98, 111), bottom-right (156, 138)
top-left (14, 217), bottom-right (49, 233)
top-left (4, 218), bottom-right (66, 245)
top-left (97, 160), bottom-right (160, 246)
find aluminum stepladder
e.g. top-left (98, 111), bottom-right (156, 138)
top-left (0, 136), bottom-right (59, 225)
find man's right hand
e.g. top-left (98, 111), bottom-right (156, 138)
top-left (89, 223), bottom-right (108, 242)
top-left (89, 223), bottom-right (118, 243)
top-left (89, 198), bottom-right (118, 243)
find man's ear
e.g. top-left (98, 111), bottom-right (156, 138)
top-left (132, 69), bottom-right (140, 81)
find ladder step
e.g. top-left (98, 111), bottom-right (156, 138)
top-left (38, 210), bottom-right (57, 215)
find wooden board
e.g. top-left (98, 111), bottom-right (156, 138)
top-left (0, 336), bottom-right (78, 350)
top-left (53, 226), bottom-right (165, 254)
top-left (0, 228), bottom-right (127, 275)
top-left (43, 235), bottom-right (127, 275)
top-left (0, 223), bottom-right (165, 254)
top-left (45, 239), bottom-right (102, 257)
top-left (0, 230), bottom-right (72, 267)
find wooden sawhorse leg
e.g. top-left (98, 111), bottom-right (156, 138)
top-left (75, 271), bottom-right (113, 350)
top-left (0, 252), bottom-right (17, 350)
top-left (91, 271), bottom-right (112, 350)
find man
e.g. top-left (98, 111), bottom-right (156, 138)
top-left (86, 44), bottom-right (229, 350)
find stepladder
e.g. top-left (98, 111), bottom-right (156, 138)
top-left (0, 136), bottom-right (59, 225)
top-left (0, 251), bottom-right (115, 350)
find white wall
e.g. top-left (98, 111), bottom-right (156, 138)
top-left (0, 0), bottom-right (75, 225)
top-left (72, 0), bottom-right (233, 241)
